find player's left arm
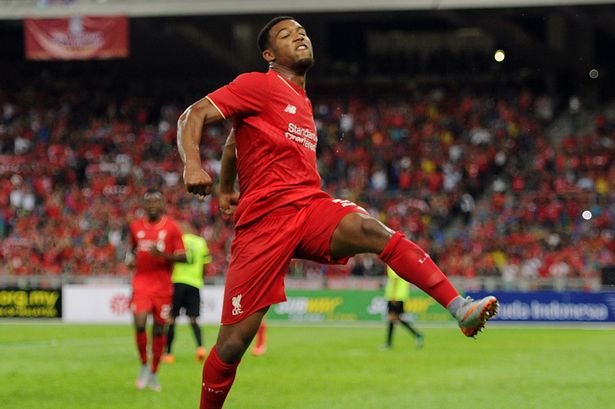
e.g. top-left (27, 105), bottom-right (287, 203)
top-left (149, 223), bottom-right (187, 263)
top-left (202, 263), bottom-right (208, 278)
top-left (219, 129), bottom-right (240, 216)
top-left (148, 246), bottom-right (187, 263)
top-left (125, 222), bottom-right (137, 268)
top-left (201, 239), bottom-right (212, 279)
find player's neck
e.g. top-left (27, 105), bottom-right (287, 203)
top-left (270, 63), bottom-right (306, 89)
top-left (147, 215), bottom-right (163, 224)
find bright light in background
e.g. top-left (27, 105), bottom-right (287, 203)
top-left (582, 210), bottom-right (593, 220)
top-left (589, 69), bottom-right (599, 79)
top-left (494, 49), bottom-right (505, 62)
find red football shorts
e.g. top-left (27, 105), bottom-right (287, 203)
top-left (130, 291), bottom-right (172, 324)
top-left (221, 197), bottom-right (367, 325)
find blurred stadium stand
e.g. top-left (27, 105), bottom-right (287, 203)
top-left (0, 1), bottom-right (613, 292)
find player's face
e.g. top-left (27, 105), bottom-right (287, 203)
top-left (267, 20), bottom-right (314, 71)
top-left (144, 193), bottom-right (164, 221)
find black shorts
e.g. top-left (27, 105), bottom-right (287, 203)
top-left (171, 283), bottom-right (201, 317)
top-left (387, 300), bottom-right (404, 315)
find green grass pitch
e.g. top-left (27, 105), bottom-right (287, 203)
top-left (2, 322), bottom-right (614, 409)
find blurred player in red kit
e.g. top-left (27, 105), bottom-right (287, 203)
top-left (177, 16), bottom-right (499, 408)
top-left (127, 189), bottom-right (186, 392)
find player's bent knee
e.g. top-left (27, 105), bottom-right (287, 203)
top-left (217, 337), bottom-right (249, 364)
top-left (358, 217), bottom-right (393, 243)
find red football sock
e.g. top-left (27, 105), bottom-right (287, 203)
top-left (200, 346), bottom-right (240, 409)
top-left (255, 322), bottom-right (267, 348)
top-left (380, 232), bottom-right (459, 308)
top-left (151, 334), bottom-right (166, 373)
top-left (136, 330), bottom-right (148, 365)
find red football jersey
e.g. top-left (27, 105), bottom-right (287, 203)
top-left (207, 70), bottom-right (329, 227)
top-left (129, 215), bottom-right (185, 296)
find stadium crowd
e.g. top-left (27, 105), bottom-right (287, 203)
top-left (1, 79), bottom-right (613, 290)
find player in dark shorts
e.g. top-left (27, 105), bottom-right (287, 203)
top-left (383, 266), bottom-right (424, 350)
top-left (170, 283), bottom-right (201, 321)
top-left (164, 227), bottom-right (211, 364)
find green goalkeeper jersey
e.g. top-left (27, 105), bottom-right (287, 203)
top-left (172, 233), bottom-right (212, 288)
top-left (384, 266), bottom-right (410, 302)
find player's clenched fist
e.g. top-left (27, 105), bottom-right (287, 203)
top-left (219, 191), bottom-right (240, 216)
top-left (183, 163), bottom-right (212, 197)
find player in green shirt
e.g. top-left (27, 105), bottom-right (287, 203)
top-left (164, 227), bottom-right (212, 363)
top-left (383, 265), bottom-right (424, 349)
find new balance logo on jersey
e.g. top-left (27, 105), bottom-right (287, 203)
top-left (231, 294), bottom-right (243, 316)
top-left (284, 104), bottom-right (297, 114)
top-left (418, 253), bottom-right (430, 264)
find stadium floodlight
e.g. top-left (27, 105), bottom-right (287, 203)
top-left (589, 69), bottom-right (599, 79)
top-left (494, 49), bottom-right (505, 63)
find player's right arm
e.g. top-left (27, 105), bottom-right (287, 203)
top-left (125, 222), bottom-right (137, 269)
top-left (177, 72), bottom-right (266, 199)
top-left (177, 97), bottom-right (225, 197)
top-left (201, 238), bottom-right (212, 279)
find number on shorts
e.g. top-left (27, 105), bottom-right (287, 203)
top-left (160, 304), bottom-right (171, 321)
top-left (332, 199), bottom-right (356, 207)
top-left (332, 198), bottom-right (367, 213)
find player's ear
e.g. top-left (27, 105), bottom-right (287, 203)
top-left (262, 49), bottom-right (276, 64)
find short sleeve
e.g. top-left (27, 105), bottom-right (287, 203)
top-left (206, 72), bottom-right (268, 118)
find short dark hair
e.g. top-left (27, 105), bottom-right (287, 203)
top-left (257, 16), bottom-right (295, 53)
top-left (143, 188), bottom-right (162, 200)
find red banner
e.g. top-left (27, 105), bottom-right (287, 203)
top-left (24, 15), bottom-right (129, 60)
